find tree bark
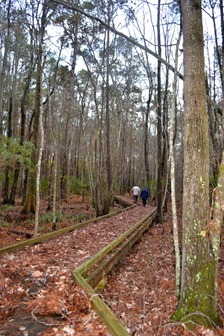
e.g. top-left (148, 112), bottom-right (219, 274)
top-left (21, 1), bottom-right (48, 214)
top-left (34, 88), bottom-right (44, 236)
top-left (0, 0), bottom-right (11, 134)
top-left (173, 0), bottom-right (221, 327)
top-left (2, 97), bottom-right (12, 204)
top-left (9, 53), bottom-right (35, 205)
top-left (105, 13), bottom-right (112, 191)
top-left (169, 28), bottom-right (182, 297)
top-left (156, 0), bottom-right (163, 223)
top-left (144, 89), bottom-right (152, 184)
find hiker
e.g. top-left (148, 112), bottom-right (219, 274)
top-left (140, 187), bottom-right (149, 207)
top-left (132, 185), bottom-right (140, 203)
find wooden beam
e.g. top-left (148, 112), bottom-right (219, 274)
top-left (72, 208), bottom-right (157, 335)
top-left (75, 209), bottom-right (157, 276)
top-left (87, 212), bottom-right (156, 288)
top-left (0, 200), bottom-right (133, 256)
top-left (72, 271), bottom-right (131, 336)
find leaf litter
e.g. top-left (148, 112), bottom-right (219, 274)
top-left (0, 196), bottom-right (224, 336)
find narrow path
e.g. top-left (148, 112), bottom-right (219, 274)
top-left (0, 199), bottom-right (154, 336)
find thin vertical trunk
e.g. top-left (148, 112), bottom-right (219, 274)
top-left (106, 23), bottom-right (112, 191)
top-left (207, 77), bottom-right (222, 189)
top-left (0, 0), bottom-right (11, 134)
top-left (118, 114), bottom-right (126, 194)
top-left (34, 90), bottom-right (44, 236)
top-left (209, 0), bottom-right (223, 89)
top-left (210, 0), bottom-right (224, 306)
top-left (156, 0), bottom-right (163, 222)
top-left (169, 29), bottom-right (181, 296)
top-left (144, 90), bottom-right (152, 184)
top-left (52, 150), bottom-right (58, 231)
top-left (61, 25), bottom-right (78, 200)
top-left (60, 117), bottom-right (69, 201)
top-left (2, 96), bottom-right (12, 204)
top-left (161, 65), bottom-right (169, 211)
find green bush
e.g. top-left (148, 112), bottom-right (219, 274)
top-left (40, 178), bottom-right (49, 196)
top-left (0, 135), bottom-right (34, 169)
top-left (69, 177), bottom-right (89, 195)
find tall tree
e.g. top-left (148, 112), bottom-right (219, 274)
top-left (59, 12), bottom-right (80, 200)
top-left (169, 25), bottom-right (182, 296)
top-left (173, 0), bottom-right (221, 326)
top-left (0, 0), bottom-right (12, 135)
top-left (156, 0), bottom-right (163, 223)
top-left (2, 0), bottom-right (13, 204)
top-left (9, 19), bottom-right (36, 205)
top-left (21, 0), bottom-right (51, 213)
top-left (105, 2), bottom-right (112, 191)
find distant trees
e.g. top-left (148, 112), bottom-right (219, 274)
top-left (0, 0), bottom-right (224, 329)
top-left (0, 1), bottom-right (222, 233)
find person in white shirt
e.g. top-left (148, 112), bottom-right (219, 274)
top-left (132, 185), bottom-right (140, 203)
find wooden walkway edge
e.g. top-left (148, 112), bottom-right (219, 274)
top-left (72, 203), bottom-right (157, 336)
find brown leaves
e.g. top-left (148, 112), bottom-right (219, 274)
top-left (25, 290), bottom-right (65, 317)
top-left (207, 220), bottom-right (219, 234)
top-left (1, 196), bottom-right (224, 335)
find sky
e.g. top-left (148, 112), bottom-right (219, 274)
top-left (46, 0), bottom-right (221, 102)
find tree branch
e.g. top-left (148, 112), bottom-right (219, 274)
top-left (50, 0), bottom-right (223, 116)
top-left (51, 0), bottom-right (184, 80)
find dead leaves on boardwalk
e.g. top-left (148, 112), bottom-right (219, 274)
top-left (1, 197), bottom-right (224, 335)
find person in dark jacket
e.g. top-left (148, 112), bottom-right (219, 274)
top-left (140, 187), bottom-right (149, 207)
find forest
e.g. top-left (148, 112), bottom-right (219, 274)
top-left (0, 0), bottom-right (224, 335)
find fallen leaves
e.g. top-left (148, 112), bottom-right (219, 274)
top-left (26, 290), bottom-right (65, 317)
top-left (0, 198), bottom-right (224, 335)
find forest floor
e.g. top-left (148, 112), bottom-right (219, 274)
top-left (1, 194), bottom-right (224, 336)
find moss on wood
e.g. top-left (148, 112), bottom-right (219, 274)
top-left (86, 212), bottom-right (156, 288)
top-left (172, 258), bottom-right (222, 328)
top-left (72, 207), bottom-right (157, 336)
top-left (72, 271), bottom-right (131, 336)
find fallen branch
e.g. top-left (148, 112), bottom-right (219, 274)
top-left (31, 305), bottom-right (60, 327)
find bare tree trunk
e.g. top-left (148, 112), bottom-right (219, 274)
top-left (2, 97), bottom-right (12, 204)
top-left (105, 21), bottom-right (112, 191)
top-left (52, 150), bottom-right (58, 231)
top-left (9, 51), bottom-right (35, 204)
top-left (173, 0), bottom-right (221, 326)
top-left (0, 0), bottom-right (11, 134)
top-left (46, 155), bottom-right (54, 211)
top-left (60, 25), bottom-right (78, 200)
top-left (21, 2), bottom-right (48, 214)
top-left (156, 0), bottom-right (163, 223)
top-left (169, 28), bottom-right (182, 297)
top-left (34, 90), bottom-right (44, 236)
top-left (161, 65), bottom-right (169, 212)
top-left (210, 0), bottom-right (224, 314)
top-left (144, 86), bottom-right (153, 184)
